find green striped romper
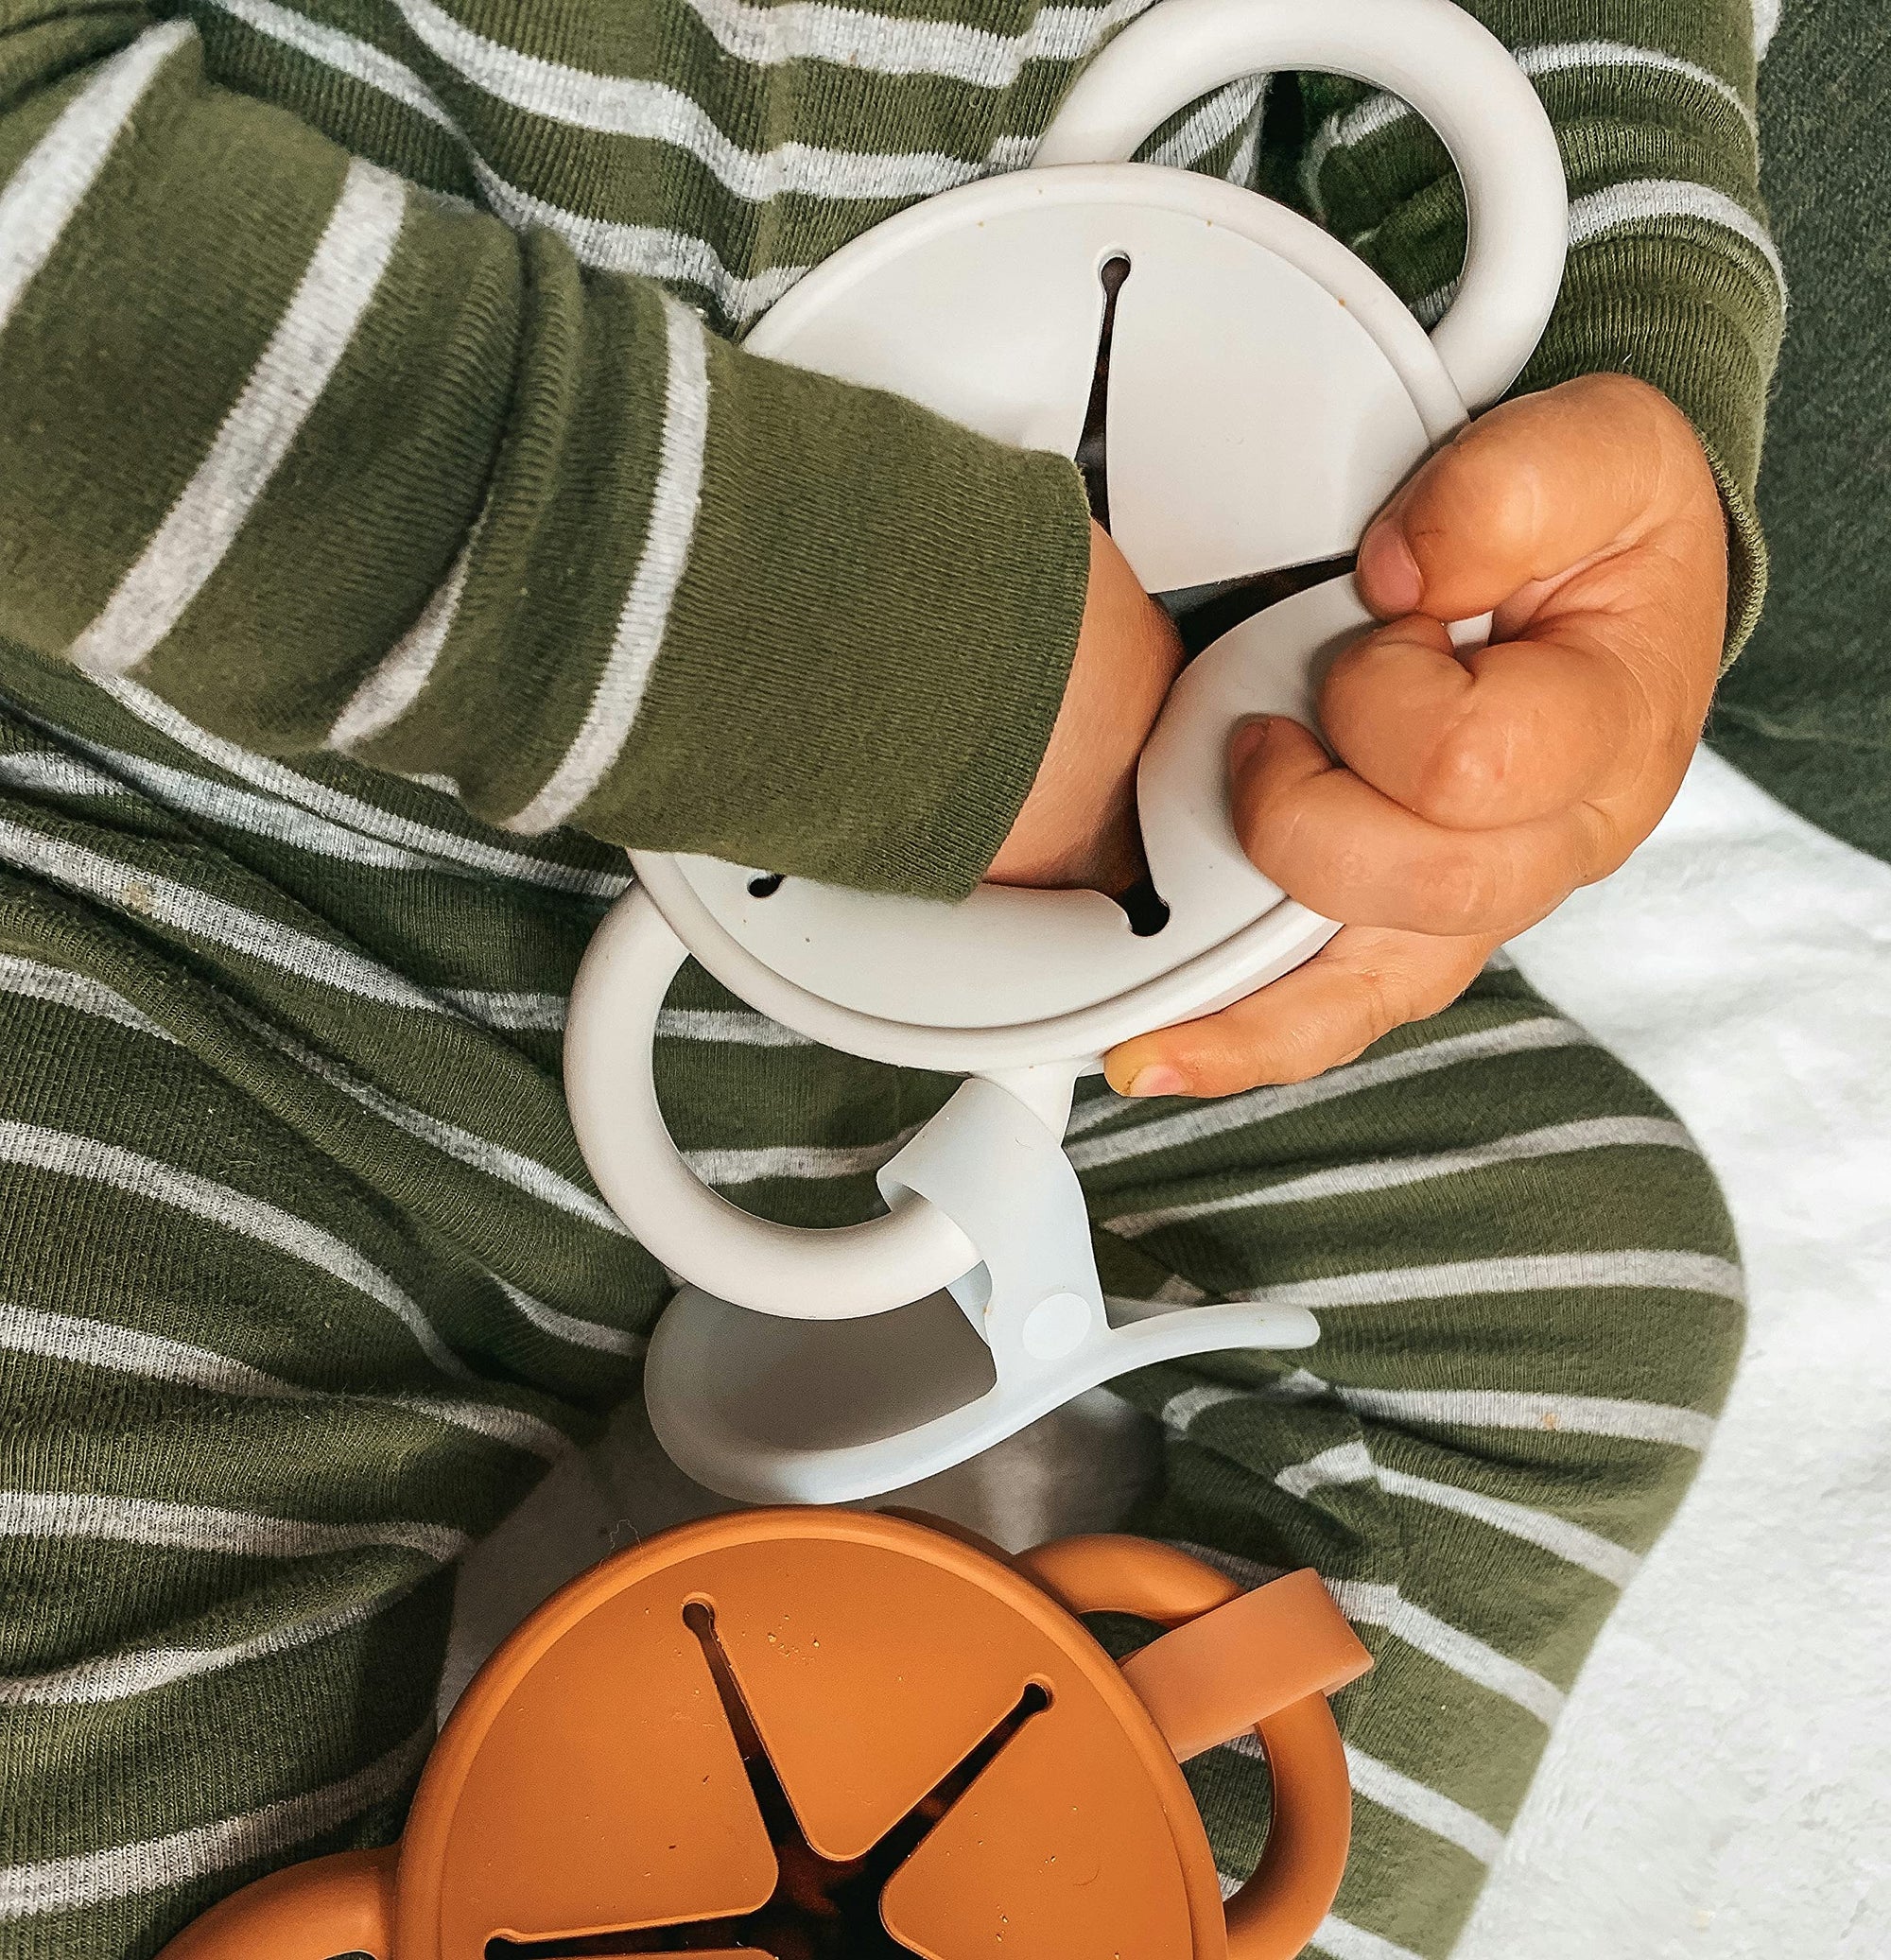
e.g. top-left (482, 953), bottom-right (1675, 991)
top-left (0, 2), bottom-right (1780, 1955)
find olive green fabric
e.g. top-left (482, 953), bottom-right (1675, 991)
top-left (1709, 0), bottom-right (1891, 858)
top-left (0, 2), bottom-right (1778, 1956)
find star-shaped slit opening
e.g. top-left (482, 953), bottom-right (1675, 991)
top-left (487, 1600), bottom-right (1050, 1960)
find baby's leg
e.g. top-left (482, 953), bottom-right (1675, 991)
top-left (0, 685), bottom-right (676, 1957)
top-left (1074, 961), bottom-right (1742, 1960)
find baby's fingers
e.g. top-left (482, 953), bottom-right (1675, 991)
top-left (1319, 614), bottom-right (1644, 829)
top-left (1357, 373), bottom-right (1722, 628)
top-left (1104, 926), bottom-right (1498, 1098)
top-left (1232, 715), bottom-right (1614, 937)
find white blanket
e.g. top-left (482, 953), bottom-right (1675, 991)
top-left (448, 746), bottom-right (1891, 1956)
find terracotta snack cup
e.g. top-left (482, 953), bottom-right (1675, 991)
top-left (158, 1508), bottom-right (1372, 1959)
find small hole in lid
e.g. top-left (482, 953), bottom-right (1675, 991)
top-left (747, 873), bottom-right (784, 898)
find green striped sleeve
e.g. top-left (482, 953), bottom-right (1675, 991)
top-left (0, 8), bottom-right (1091, 899)
top-left (1289, 3), bottom-right (1784, 657)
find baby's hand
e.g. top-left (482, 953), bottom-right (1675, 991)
top-left (1104, 373), bottom-right (1728, 1099)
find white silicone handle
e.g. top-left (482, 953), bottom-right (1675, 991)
top-left (564, 887), bottom-right (979, 1319)
top-left (1032, 0), bottom-right (1568, 410)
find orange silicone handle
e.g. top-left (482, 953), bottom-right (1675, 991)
top-left (151, 1846), bottom-right (396, 1960)
top-left (1016, 1536), bottom-right (1371, 1960)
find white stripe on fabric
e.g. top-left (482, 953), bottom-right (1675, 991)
top-left (1380, 1466), bottom-right (1640, 1587)
top-left (0, 21), bottom-right (195, 334)
top-left (328, 545), bottom-right (473, 753)
top-left (1753, 0), bottom-right (1781, 57)
top-left (1345, 1746), bottom-right (1506, 1865)
top-left (1336, 1383), bottom-right (1716, 1449)
top-left (471, 161), bottom-right (808, 320)
top-left (0, 815), bottom-right (456, 1016)
top-left (0, 953), bottom-right (612, 1245)
top-left (674, 0), bottom-right (1153, 83)
top-left (1228, 1248), bottom-right (1744, 1313)
top-left (213, 0), bottom-right (456, 128)
top-left (656, 1006), bottom-right (811, 1047)
top-left (1272, 1437), bottom-right (1640, 1587)
top-left (1145, 76), bottom-right (1265, 171)
top-left (1158, 1381), bottom-right (1244, 1433)
top-left (1170, 1541), bottom-right (1565, 1725)
top-left (1104, 1115), bottom-right (1694, 1236)
top-left (0, 1726), bottom-right (430, 1919)
top-left (0, 1585), bottom-right (398, 1709)
top-left (394, 0), bottom-right (988, 204)
top-left (0, 953), bottom-right (172, 1042)
top-left (1300, 40), bottom-right (1757, 215)
top-left (685, 1122), bottom-right (923, 1187)
top-left (0, 1120), bottom-right (471, 1379)
top-left (69, 161), bottom-right (408, 676)
top-left (1406, 174), bottom-right (1786, 328)
top-left (1063, 1017), bottom-right (1589, 1158)
top-left (1337, 1578), bottom-right (1564, 1724)
top-left (1310, 1913), bottom-right (1429, 1960)
top-left (0, 1491), bottom-right (465, 1565)
top-left (195, 0), bottom-right (809, 322)
top-left (440, 987), bottom-right (567, 1031)
top-left (0, 752), bottom-right (126, 797)
top-left (1275, 1438), bottom-right (1375, 1500)
top-left (508, 298), bottom-right (709, 833)
top-left (490, 1276), bottom-right (646, 1359)
top-left (27, 726), bottom-right (512, 878)
top-left (0, 1300), bottom-right (565, 1458)
top-left (1569, 176), bottom-right (1785, 290)
top-left (85, 675), bottom-right (631, 897)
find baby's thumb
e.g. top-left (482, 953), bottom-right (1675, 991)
top-left (1357, 373), bottom-right (1687, 624)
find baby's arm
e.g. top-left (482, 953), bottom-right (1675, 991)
top-left (1097, 4), bottom-right (1783, 1096)
top-left (0, 6), bottom-right (1096, 904)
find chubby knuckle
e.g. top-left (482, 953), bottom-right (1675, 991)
top-left (1409, 722), bottom-right (1515, 826)
top-left (1411, 846), bottom-right (1501, 929)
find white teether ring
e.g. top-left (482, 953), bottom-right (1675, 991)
top-left (564, 0), bottom-right (1568, 1500)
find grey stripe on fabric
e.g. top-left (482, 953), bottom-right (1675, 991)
top-left (1103, 1115), bottom-right (1695, 1236)
top-left (326, 545), bottom-right (473, 754)
top-left (0, 952), bottom-right (173, 1042)
top-left (0, 1575), bottom-right (416, 1709)
top-left (1229, 1249), bottom-right (1744, 1313)
top-left (0, 1491), bottom-right (466, 1564)
top-left (0, 813), bottom-right (545, 1025)
top-left (1171, 1540), bottom-right (1565, 1725)
top-left (489, 1276), bottom-right (647, 1359)
top-left (0, 953), bottom-right (614, 1246)
top-left (91, 675), bottom-right (631, 896)
top-left (392, 0), bottom-right (993, 202)
top-left (0, 1119), bottom-right (472, 1380)
top-left (1273, 1439), bottom-right (1641, 1587)
top-left (0, 751), bottom-right (126, 797)
top-left (1410, 177), bottom-right (1788, 327)
top-left (0, 1726), bottom-right (430, 1918)
top-left (1301, 39), bottom-right (1758, 215)
top-left (656, 1006), bottom-right (811, 1047)
top-left (685, 1122), bottom-right (923, 1187)
top-left (672, 0), bottom-right (1153, 83)
top-left (0, 21), bottom-right (195, 335)
top-left (0, 1301), bottom-right (566, 1459)
top-left (1310, 1915), bottom-right (1428, 1960)
top-left (1345, 1745), bottom-right (1507, 1865)
top-left (1064, 1017), bottom-right (1590, 1160)
top-left (1145, 75), bottom-right (1265, 170)
top-left (69, 160), bottom-right (409, 677)
top-left (1160, 1376), bottom-right (1717, 1451)
top-left (508, 298), bottom-right (710, 833)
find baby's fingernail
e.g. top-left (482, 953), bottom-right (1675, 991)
top-left (1359, 521), bottom-right (1422, 615)
top-left (1227, 717), bottom-right (1271, 773)
top-left (1125, 1065), bottom-right (1188, 1099)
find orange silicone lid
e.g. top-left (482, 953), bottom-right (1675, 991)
top-left (157, 1509), bottom-right (1370, 1960)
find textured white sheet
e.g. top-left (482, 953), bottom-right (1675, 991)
top-left (447, 745), bottom-right (1891, 1956)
